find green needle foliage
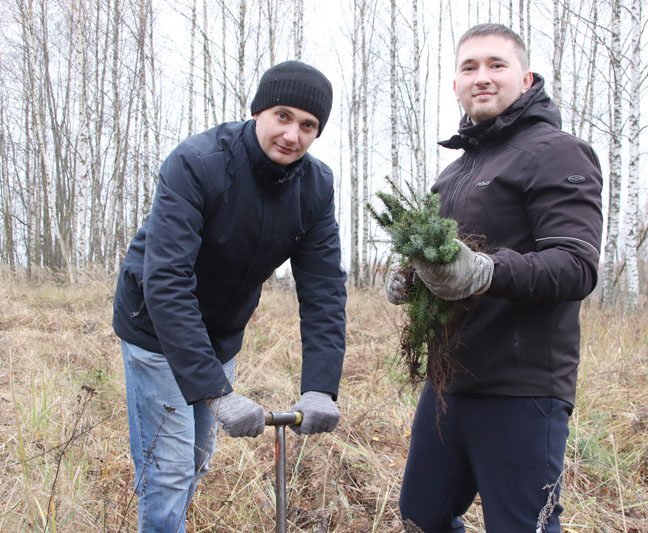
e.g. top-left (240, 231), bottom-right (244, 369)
top-left (370, 189), bottom-right (460, 264)
top-left (369, 180), bottom-right (469, 421)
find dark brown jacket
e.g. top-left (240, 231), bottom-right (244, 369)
top-left (435, 74), bottom-right (603, 405)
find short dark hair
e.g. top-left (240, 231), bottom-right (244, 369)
top-left (456, 23), bottom-right (529, 71)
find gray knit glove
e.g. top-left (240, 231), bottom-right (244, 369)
top-left (208, 392), bottom-right (265, 438)
top-left (413, 239), bottom-right (494, 301)
top-left (289, 391), bottom-right (340, 435)
top-left (385, 264), bottom-right (411, 305)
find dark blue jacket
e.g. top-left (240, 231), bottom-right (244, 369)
top-left (436, 75), bottom-right (603, 405)
top-left (113, 120), bottom-right (347, 404)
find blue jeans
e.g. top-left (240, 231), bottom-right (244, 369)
top-left (400, 386), bottom-right (572, 532)
top-left (121, 340), bottom-right (236, 533)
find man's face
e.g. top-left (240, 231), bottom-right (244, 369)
top-left (253, 105), bottom-right (319, 165)
top-left (454, 35), bottom-right (533, 124)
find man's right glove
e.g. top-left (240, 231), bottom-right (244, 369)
top-left (208, 392), bottom-right (265, 438)
top-left (385, 263), bottom-right (411, 305)
top-left (289, 391), bottom-right (340, 435)
top-left (413, 239), bottom-right (494, 301)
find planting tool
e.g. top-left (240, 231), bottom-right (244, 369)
top-left (264, 410), bottom-right (303, 533)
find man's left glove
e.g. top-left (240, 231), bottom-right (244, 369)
top-left (207, 392), bottom-right (265, 438)
top-left (289, 391), bottom-right (340, 435)
top-left (413, 239), bottom-right (494, 301)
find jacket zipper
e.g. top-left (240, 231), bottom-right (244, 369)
top-left (447, 154), bottom-right (478, 218)
top-left (213, 188), bottom-right (272, 329)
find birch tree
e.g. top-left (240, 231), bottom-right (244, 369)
top-left (20, 0), bottom-right (49, 273)
top-left (624, 0), bottom-right (642, 310)
top-left (293, 0), bottom-right (303, 59)
top-left (359, 0), bottom-right (375, 287)
top-left (88, 1), bottom-right (111, 264)
top-left (389, 0), bottom-right (400, 186)
top-left (237, 0), bottom-right (247, 120)
top-left (411, 0), bottom-right (425, 195)
top-left (265, 0), bottom-right (277, 65)
top-left (0, 103), bottom-right (16, 269)
top-left (348, 1), bottom-right (360, 287)
top-left (188, 0), bottom-right (197, 136)
top-left (220, 0), bottom-right (229, 121)
top-left (110, 0), bottom-right (129, 267)
top-left (203, 0), bottom-right (218, 128)
top-left (602, 0), bottom-right (623, 305)
top-left (552, 0), bottom-right (569, 109)
top-left (72, 0), bottom-right (90, 268)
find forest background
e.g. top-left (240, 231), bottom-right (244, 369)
top-left (0, 0), bottom-right (646, 531)
top-left (0, 0), bottom-right (646, 305)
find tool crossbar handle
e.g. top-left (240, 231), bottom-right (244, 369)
top-left (264, 411), bottom-right (303, 427)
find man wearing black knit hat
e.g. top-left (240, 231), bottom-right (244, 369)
top-left (113, 60), bottom-right (346, 533)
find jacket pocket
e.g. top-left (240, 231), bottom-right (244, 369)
top-left (512, 302), bottom-right (552, 365)
top-left (118, 270), bottom-right (157, 338)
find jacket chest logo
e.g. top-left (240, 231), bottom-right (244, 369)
top-left (475, 180), bottom-right (491, 188)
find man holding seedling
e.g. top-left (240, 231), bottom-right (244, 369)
top-left (113, 61), bottom-right (346, 533)
top-left (387, 24), bottom-right (603, 532)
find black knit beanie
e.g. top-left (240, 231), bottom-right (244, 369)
top-left (250, 61), bottom-right (333, 137)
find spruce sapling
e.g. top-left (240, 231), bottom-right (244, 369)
top-left (369, 180), bottom-right (469, 423)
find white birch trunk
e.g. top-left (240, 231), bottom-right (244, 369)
top-left (412, 0), bottom-right (424, 195)
top-left (360, 0), bottom-right (370, 287)
top-left (552, 0), bottom-right (568, 110)
top-left (237, 0), bottom-right (247, 121)
top-left (584, 1), bottom-right (598, 144)
top-left (203, 0), bottom-right (218, 128)
top-left (389, 0), bottom-right (399, 187)
top-left (602, 0), bottom-right (623, 306)
top-left (22, 0), bottom-right (49, 272)
top-left (221, 0), bottom-right (228, 121)
top-left (266, 0), bottom-right (276, 66)
top-left (624, 0), bottom-right (641, 310)
top-left (188, 0), bottom-right (196, 136)
top-left (73, 0), bottom-right (90, 269)
top-left (0, 106), bottom-right (16, 268)
top-left (293, 0), bottom-right (303, 60)
top-left (202, 0), bottom-right (209, 129)
top-left (138, 0), bottom-right (152, 222)
top-left (349, 0), bottom-right (360, 287)
top-left (149, 0), bottom-right (162, 198)
top-left (111, 0), bottom-right (125, 267)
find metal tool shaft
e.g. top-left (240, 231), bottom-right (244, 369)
top-left (275, 424), bottom-right (287, 533)
top-left (264, 411), bottom-right (302, 533)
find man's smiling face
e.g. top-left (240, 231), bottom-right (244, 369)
top-left (454, 35), bottom-right (533, 124)
top-left (253, 105), bottom-right (319, 165)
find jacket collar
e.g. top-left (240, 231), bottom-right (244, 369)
top-left (439, 73), bottom-right (561, 150)
top-left (242, 120), bottom-right (304, 190)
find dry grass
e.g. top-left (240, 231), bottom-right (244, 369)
top-left (0, 269), bottom-right (646, 532)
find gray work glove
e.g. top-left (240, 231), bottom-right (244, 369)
top-left (208, 392), bottom-right (265, 438)
top-left (413, 239), bottom-right (494, 301)
top-left (289, 391), bottom-right (340, 435)
top-left (385, 264), bottom-right (411, 305)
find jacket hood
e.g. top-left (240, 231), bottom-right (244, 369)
top-left (440, 74), bottom-right (562, 150)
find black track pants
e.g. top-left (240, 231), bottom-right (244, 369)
top-left (399, 386), bottom-right (572, 532)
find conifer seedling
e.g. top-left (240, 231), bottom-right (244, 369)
top-left (369, 179), bottom-right (469, 421)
